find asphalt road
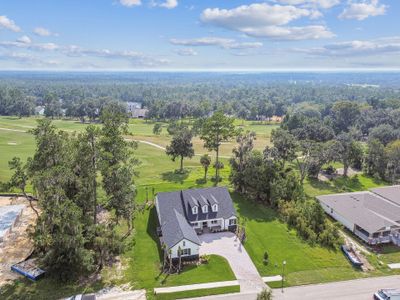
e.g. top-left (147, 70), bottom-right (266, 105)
top-left (186, 275), bottom-right (400, 300)
top-left (273, 275), bottom-right (400, 300)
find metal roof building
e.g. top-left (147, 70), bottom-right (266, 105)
top-left (317, 186), bottom-right (400, 245)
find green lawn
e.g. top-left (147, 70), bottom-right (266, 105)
top-left (125, 207), bottom-right (236, 289)
top-left (233, 193), bottom-right (400, 286)
top-left (1, 116), bottom-right (400, 299)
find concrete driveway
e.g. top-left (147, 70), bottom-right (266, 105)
top-left (199, 231), bottom-right (266, 293)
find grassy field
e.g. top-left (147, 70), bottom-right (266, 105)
top-left (0, 116), bottom-right (399, 299)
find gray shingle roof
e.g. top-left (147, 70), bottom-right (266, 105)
top-left (317, 191), bottom-right (400, 233)
top-left (156, 187), bottom-right (236, 249)
top-left (370, 186), bottom-right (400, 206)
top-left (160, 210), bottom-right (201, 249)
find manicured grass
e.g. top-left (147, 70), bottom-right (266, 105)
top-left (125, 207), bottom-right (236, 289)
top-left (303, 174), bottom-right (388, 198)
top-left (378, 246), bottom-right (400, 264)
top-left (153, 285), bottom-right (240, 300)
top-left (233, 193), bottom-right (399, 286)
top-left (1, 116), bottom-right (399, 299)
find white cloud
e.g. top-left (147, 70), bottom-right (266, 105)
top-left (296, 36), bottom-right (400, 56)
top-left (0, 38), bottom-right (169, 67)
top-left (159, 0), bottom-right (178, 9)
top-left (170, 37), bottom-right (263, 49)
top-left (33, 27), bottom-right (59, 37)
top-left (242, 25), bottom-right (335, 40)
top-left (0, 52), bottom-right (60, 66)
top-left (339, 0), bottom-right (386, 20)
top-left (201, 3), bottom-right (311, 28)
top-left (0, 15), bottom-right (21, 32)
top-left (119, 0), bottom-right (141, 7)
top-left (17, 36), bottom-right (32, 44)
top-left (275, 0), bottom-right (341, 9)
top-left (0, 39), bottom-right (59, 51)
top-left (174, 48), bottom-right (198, 56)
top-left (200, 3), bottom-right (334, 40)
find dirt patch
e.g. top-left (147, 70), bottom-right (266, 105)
top-left (0, 196), bottom-right (38, 287)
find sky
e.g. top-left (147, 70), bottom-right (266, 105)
top-left (0, 0), bottom-right (399, 71)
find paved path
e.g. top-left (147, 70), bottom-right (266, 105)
top-left (263, 275), bottom-right (282, 282)
top-left (199, 232), bottom-right (266, 293)
top-left (154, 280), bottom-right (239, 294)
top-left (97, 290), bottom-right (146, 300)
top-left (136, 140), bottom-right (166, 150)
top-left (0, 127), bottom-right (27, 133)
top-left (273, 275), bottom-right (400, 300)
top-left (388, 263), bottom-right (400, 269)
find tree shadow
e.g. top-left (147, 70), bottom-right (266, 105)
top-left (161, 170), bottom-right (190, 183)
top-left (146, 206), bottom-right (163, 263)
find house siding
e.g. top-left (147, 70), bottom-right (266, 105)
top-left (320, 201), bottom-right (355, 232)
top-left (169, 239), bottom-right (199, 259)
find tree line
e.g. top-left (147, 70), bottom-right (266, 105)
top-left (4, 102), bottom-right (138, 280)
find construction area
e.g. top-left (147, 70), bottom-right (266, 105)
top-left (0, 196), bottom-right (38, 287)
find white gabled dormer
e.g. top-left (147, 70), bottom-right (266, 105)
top-left (212, 204), bottom-right (218, 212)
top-left (192, 206), bottom-right (198, 215)
top-left (202, 205), bottom-right (208, 213)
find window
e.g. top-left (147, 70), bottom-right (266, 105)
top-left (212, 204), bottom-right (218, 212)
top-left (211, 220), bottom-right (218, 224)
top-left (192, 206), bottom-right (198, 214)
top-left (179, 248), bottom-right (191, 256)
top-left (202, 205), bottom-right (208, 213)
top-left (183, 241), bottom-right (185, 247)
top-left (229, 218), bottom-right (237, 226)
top-left (192, 222), bottom-right (198, 227)
top-left (330, 208), bottom-right (333, 214)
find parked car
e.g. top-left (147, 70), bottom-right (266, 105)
top-left (374, 289), bottom-right (400, 300)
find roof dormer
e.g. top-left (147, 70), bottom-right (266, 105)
top-left (202, 205), bottom-right (208, 213)
top-left (212, 204), bottom-right (218, 212)
top-left (192, 206), bottom-right (198, 215)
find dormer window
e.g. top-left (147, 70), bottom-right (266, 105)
top-left (202, 205), bottom-right (208, 213)
top-left (192, 206), bottom-right (198, 214)
top-left (212, 204), bottom-right (218, 212)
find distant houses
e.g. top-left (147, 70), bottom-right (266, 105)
top-left (126, 102), bottom-right (148, 119)
top-left (34, 106), bottom-right (45, 116)
top-left (317, 186), bottom-right (400, 246)
top-left (155, 187), bottom-right (237, 261)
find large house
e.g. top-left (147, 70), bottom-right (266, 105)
top-left (155, 187), bottom-right (237, 261)
top-left (317, 186), bottom-right (400, 246)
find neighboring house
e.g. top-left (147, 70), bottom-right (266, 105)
top-left (126, 102), bottom-right (148, 118)
top-left (131, 108), bottom-right (148, 119)
top-left (34, 106), bottom-right (45, 116)
top-left (317, 186), bottom-right (400, 246)
top-left (127, 102), bottom-right (142, 111)
top-left (155, 187), bottom-right (237, 261)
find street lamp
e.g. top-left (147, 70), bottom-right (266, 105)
top-left (281, 260), bottom-right (286, 293)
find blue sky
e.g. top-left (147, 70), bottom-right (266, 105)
top-left (0, 0), bottom-right (399, 70)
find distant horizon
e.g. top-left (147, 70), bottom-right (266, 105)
top-left (1, 68), bottom-right (400, 73)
